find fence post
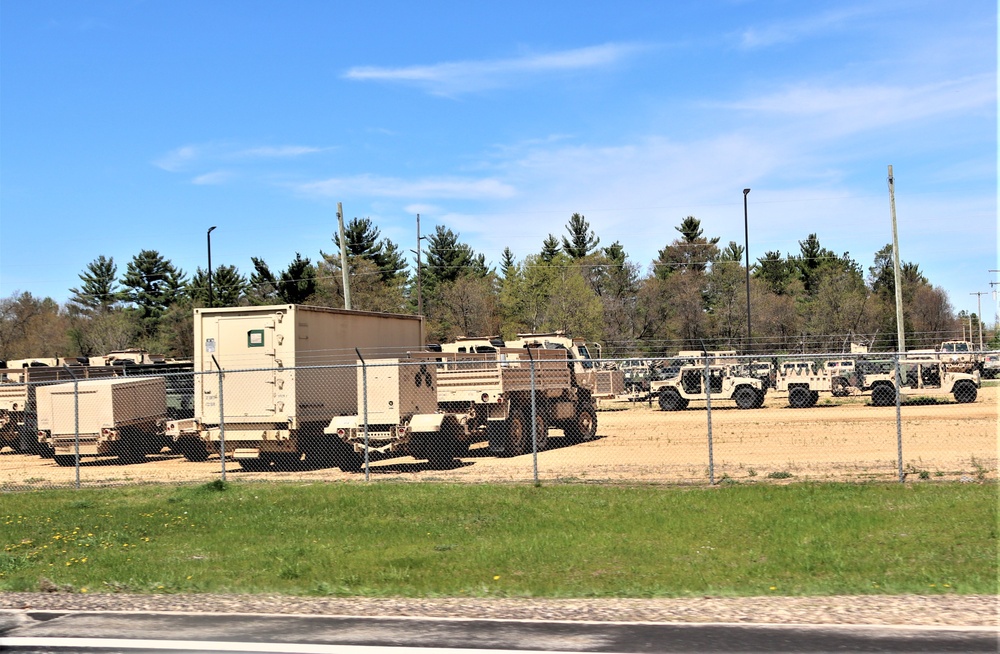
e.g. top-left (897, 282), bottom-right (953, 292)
top-left (61, 364), bottom-right (81, 489)
top-left (356, 348), bottom-right (370, 482)
top-left (704, 355), bottom-right (714, 485)
top-left (527, 348), bottom-right (538, 485)
top-left (212, 355), bottom-right (226, 482)
top-left (894, 352), bottom-right (904, 483)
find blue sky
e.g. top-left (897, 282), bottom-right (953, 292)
top-left (1, 1), bottom-right (996, 319)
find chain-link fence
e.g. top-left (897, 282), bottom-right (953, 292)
top-left (1, 351), bottom-right (994, 489)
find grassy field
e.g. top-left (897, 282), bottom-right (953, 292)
top-left (1, 482), bottom-right (996, 597)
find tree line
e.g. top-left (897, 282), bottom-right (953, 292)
top-left (0, 213), bottom-right (986, 360)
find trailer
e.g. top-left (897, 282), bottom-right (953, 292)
top-left (168, 304), bottom-right (425, 470)
top-left (326, 346), bottom-right (598, 467)
top-left (36, 376), bottom-right (168, 466)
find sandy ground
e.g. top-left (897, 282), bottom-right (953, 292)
top-left (2, 387), bottom-right (996, 489)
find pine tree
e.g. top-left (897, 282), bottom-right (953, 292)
top-left (69, 255), bottom-right (120, 313)
top-left (561, 213), bottom-right (600, 259)
top-left (120, 250), bottom-right (187, 335)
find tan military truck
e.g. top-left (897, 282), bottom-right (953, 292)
top-left (506, 332), bottom-right (625, 400)
top-left (327, 346), bottom-right (598, 465)
top-left (36, 376), bottom-right (168, 465)
top-left (859, 356), bottom-right (980, 406)
top-left (167, 304), bottom-right (424, 471)
top-left (651, 363), bottom-right (766, 410)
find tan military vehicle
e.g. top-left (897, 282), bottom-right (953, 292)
top-left (859, 356), bottom-right (980, 405)
top-left (166, 304), bottom-right (425, 471)
top-left (651, 364), bottom-right (766, 410)
top-left (36, 376), bottom-right (168, 465)
top-left (506, 332), bottom-right (625, 399)
top-left (327, 345), bottom-right (599, 465)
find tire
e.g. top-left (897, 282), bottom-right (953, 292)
top-left (658, 389), bottom-right (686, 411)
top-left (808, 391), bottom-right (820, 407)
top-left (953, 382), bottom-right (978, 404)
top-left (331, 441), bottom-right (363, 472)
top-left (53, 455), bottom-right (76, 467)
top-left (564, 405), bottom-right (598, 443)
top-left (871, 385), bottom-right (897, 407)
top-left (788, 387), bottom-right (810, 409)
top-left (530, 412), bottom-right (548, 452)
top-left (506, 410), bottom-right (530, 457)
top-left (178, 439), bottom-right (209, 462)
top-left (734, 387), bottom-right (758, 410)
top-left (754, 390), bottom-right (767, 409)
top-left (238, 457), bottom-right (272, 472)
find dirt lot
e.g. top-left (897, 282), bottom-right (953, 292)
top-left (2, 387), bottom-right (996, 489)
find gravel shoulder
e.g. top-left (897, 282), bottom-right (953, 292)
top-left (1, 592), bottom-right (997, 627)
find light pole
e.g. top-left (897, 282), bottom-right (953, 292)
top-left (411, 214), bottom-right (428, 315)
top-left (743, 188), bottom-right (751, 352)
top-left (207, 226), bottom-right (217, 308)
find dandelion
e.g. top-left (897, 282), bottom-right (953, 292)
top-left (81, 588), bottom-right (88, 593)
top-left (493, 575), bottom-right (500, 581)
top-left (769, 586), bottom-right (777, 591)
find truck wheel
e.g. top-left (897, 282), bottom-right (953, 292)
top-left (658, 390), bottom-right (686, 411)
top-left (871, 385), bottom-right (897, 407)
top-left (564, 406), bottom-right (598, 443)
top-left (530, 413), bottom-right (548, 451)
top-left (238, 457), bottom-right (272, 472)
top-left (331, 441), bottom-right (363, 471)
top-left (507, 411), bottom-right (530, 457)
top-left (734, 387), bottom-right (758, 410)
top-left (177, 439), bottom-right (209, 462)
top-left (953, 381), bottom-right (978, 403)
top-left (788, 387), bottom-right (810, 408)
top-left (53, 455), bottom-right (76, 467)
top-left (808, 391), bottom-right (819, 407)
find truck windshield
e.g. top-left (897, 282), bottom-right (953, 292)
top-left (576, 345), bottom-right (594, 369)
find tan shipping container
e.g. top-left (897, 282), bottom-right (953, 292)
top-left (193, 304), bottom-right (425, 430)
top-left (36, 376), bottom-right (167, 437)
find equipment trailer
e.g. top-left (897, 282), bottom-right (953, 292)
top-left (326, 346), bottom-right (599, 466)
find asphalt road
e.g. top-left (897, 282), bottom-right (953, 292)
top-left (1, 611), bottom-right (996, 653)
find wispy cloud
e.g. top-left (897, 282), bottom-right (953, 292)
top-left (153, 143), bottom-right (328, 178)
top-left (235, 145), bottom-right (326, 158)
top-left (343, 43), bottom-right (646, 95)
top-left (717, 75), bottom-right (995, 138)
top-left (739, 6), bottom-right (879, 49)
top-left (294, 174), bottom-right (516, 200)
top-left (192, 171), bottom-right (233, 185)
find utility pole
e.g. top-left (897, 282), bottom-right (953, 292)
top-left (970, 291), bottom-right (986, 351)
top-left (887, 165), bottom-right (905, 353)
top-left (416, 214), bottom-right (423, 315)
top-left (337, 202), bottom-right (351, 310)
top-left (742, 188), bottom-right (751, 353)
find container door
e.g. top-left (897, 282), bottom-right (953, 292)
top-left (199, 316), bottom-right (277, 423)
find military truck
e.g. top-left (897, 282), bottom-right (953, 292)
top-left (326, 346), bottom-right (598, 465)
top-left (167, 304), bottom-right (424, 471)
top-left (506, 332), bottom-right (624, 400)
top-left (651, 364), bottom-right (766, 410)
top-left (859, 356), bottom-right (980, 406)
top-left (36, 376), bottom-right (168, 465)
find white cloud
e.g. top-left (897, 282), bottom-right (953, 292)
top-left (192, 171), bottom-right (233, 185)
top-left (294, 174), bottom-right (516, 200)
top-left (153, 143), bottom-right (326, 172)
top-left (235, 146), bottom-right (326, 158)
top-left (717, 75), bottom-right (995, 139)
top-left (739, 6), bottom-right (879, 49)
top-left (153, 145), bottom-right (201, 172)
top-left (343, 43), bottom-right (646, 95)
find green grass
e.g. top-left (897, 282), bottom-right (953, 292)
top-left (1, 482), bottom-right (996, 597)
